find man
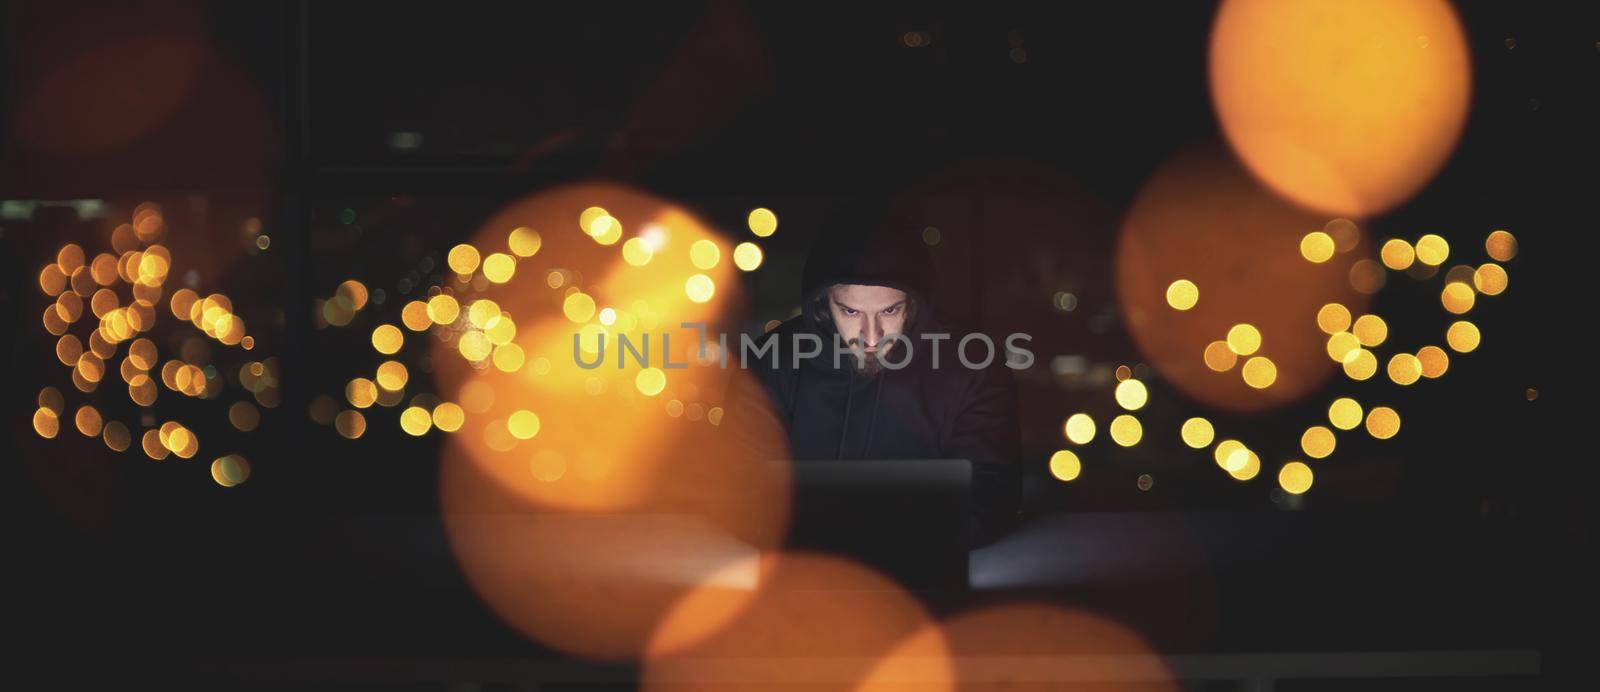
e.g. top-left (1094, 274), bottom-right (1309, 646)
top-left (749, 207), bottom-right (1022, 548)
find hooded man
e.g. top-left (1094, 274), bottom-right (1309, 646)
top-left (747, 207), bottom-right (1023, 548)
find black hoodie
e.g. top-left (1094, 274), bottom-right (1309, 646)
top-left (746, 209), bottom-right (1022, 548)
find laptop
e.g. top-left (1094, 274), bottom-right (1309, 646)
top-left (773, 458), bottom-right (972, 592)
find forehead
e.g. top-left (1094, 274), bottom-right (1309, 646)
top-left (828, 283), bottom-right (907, 309)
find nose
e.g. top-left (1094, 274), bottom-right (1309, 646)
top-left (862, 317), bottom-right (882, 350)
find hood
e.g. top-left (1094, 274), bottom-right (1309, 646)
top-left (798, 202), bottom-right (937, 343)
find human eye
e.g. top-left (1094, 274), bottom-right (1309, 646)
top-left (882, 305), bottom-right (900, 316)
top-left (841, 307), bottom-right (858, 316)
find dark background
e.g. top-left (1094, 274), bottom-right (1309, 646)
top-left (3, 0), bottom-right (1593, 686)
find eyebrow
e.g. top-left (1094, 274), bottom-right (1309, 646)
top-left (837, 300), bottom-right (905, 313)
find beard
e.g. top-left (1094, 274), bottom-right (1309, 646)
top-left (843, 338), bottom-right (886, 376)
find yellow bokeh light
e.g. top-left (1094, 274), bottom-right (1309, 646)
top-left (1387, 353), bottom-right (1422, 385)
top-left (622, 237), bottom-right (654, 267)
top-left (427, 294), bottom-right (461, 325)
top-left (590, 215), bottom-right (623, 245)
top-left (401, 406), bottom-right (433, 436)
top-left (1328, 397), bottom-right (1363, 430)
top-left (493, 343), bottom-right (525, 372)
top-left (1316, 303), bottom-right (1351, 335)
top-left (1380, 239), bottom-right (1416, 270)
top-left (563, 292), bottom-right (597, 322)
top-left (1301, 425), bottom-right (1336, 459)
top-left (467, 299), bottom-right (502, 329)
top-left (371, 324), bottom-right (404, 355)
top-left (376, 360), bottom-right (409, 391)
top-left (1446, 320), bottom-right (1480, 353)
top-left (401, 300), bottom-right (432, 331)
top-left (635, 367), bottom-right (667, 396)
top-left (1214, 439), bottom-right (1248, 472)
top-left (685, 274), bottom-right (715, 303)
top-left (1241, 356), bottom-right (1277, 388)
top-left (1414, 234), bottom-right (1450, 266)
top-left (1209, 0), bottom-right (1470, 216)
top-left (458, 331), bottom-right (493, 362)
top-left (482, 253), bottom-right (516, 284)
top-left (579, 206), bottom-right (609, 234)
top-left (1114, 379), bottom-right (1148, 410)
top-left (508, 410), bottom-right (541, 440)
top-left (747, 207), bottom-right (778, 237)
top-left (1278, 461), bottom-right (1314, 495)
top-left (1343, 348), bottom-right (1377, 380)
top-left (74, 405), bottom-right (103, 436)
top-left (335, 410), bottom-right (367, 439)
top-left (1203, 340), bottom-right (1238, 372)
top-left (1048, 450), bottom-right (1082, 482)
top-left (211, 454), bottom-right (251, 487)
top-left (141, 429), bottom-right (169, 459)
top-left (1165, 279), bottom-right (1199, 310)
top-left (1109, 414), bottom-right (1143, 447)
top-left (1226, 324), bottom-right (1261, 356)
top-left (509, 226), bottom-right (543, 257)
top-left (1417, 345), bottom-right (1449, 378)
top-left (1366, 406), bottom-right (1401, 439)
top-left (448, 244), bottom-right (482, 275)
top-left (1181, 417), bottom-right (1215, 448)
top-left (1300, 231), bottom-right (1335, 263)
top-left (103, 421), bottom-right (131, 451)
top-left (1228, 450), bottom-right (1261, 481)
top-left (1351, 257), bottom-right (1387, 292)
top-left (1485, 230), bottom-right (1517, 262)
top-left (432, 402), bottom-right (466, 432)
top-left (1351, 314), bottom-right (1387, 347)
top-left (689, 240), bottom-right (721, 270)
top-left (1441, 281), bottom-right (1476, 314)
top-left (346, 378), bottom-right (377, 408)
top-left (1063, 413), bottom-right (1096, 445)
top-left (732, 242), bottom-right (763, 272)
top-left (1473, 263), bottom-right (1508, 296)
top-left (228, 401), bottom-right (260, 432)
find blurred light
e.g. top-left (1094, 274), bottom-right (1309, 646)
top-left (1526, 388), bottom-right (1538, 401)
top-left (507, 410), bottom-right (542, 440)
top-left (142, 429), bottom-right (169, 459)
top-left (732, 242), bottom-right (763, 271)
top-left (103, 421), bottom-right (131, 451)
top-left (1446, 320), bottom-right (1480, 352)
top-left (530, 450), bottom-right (566, 482)
top-left (1417, 345), bottom-right (1450, 378)
top-left (400, 301), bottom-right (431, 331)
top-left (1329, 397), bottom-right (1363, 430)
top-left (428, 294), bottom-right (461, 325)
top-left (1165, 279), bottom-right (1199, 310)
top-left (1204, 340), bottom-right (1238, 372)
top-left (33, 407), bottom-right (60, 438)
top-left (1381, 239), bottom-right (1416, 270)
top-left (56, 334), bottom-right (84, 366)
top-left (448, 244), bottom-right (481, 275)
top-left (747, 208), bottom-right (778, 237)
top-left (1137, 474), bottom-right (1154, 491)
top-left (1326, 218), bottom-right (1360, 252)
top-left (1226, 324), bottom-right (1261, 356)
top-left (922, 226), bottom-right (941, 246)
top-left (38, 386), bottom-right (64, 414)
top-left (622, 238), bottom-right (654, 266)
top-left (211, 454), bottom-right (251, 487)
top-left (1387, 353), bottom-right (1422, 385)
top-left (685, 274), bottom-right (716, 303)
top-left (509, 227), bottom-right (543, 257)
top-left (689, 240), bottom-right (720, 270)
top-left (228, 401), bottom-right (260, 432)
top-left (1352, 315), bottom-right (1387, 347)
top-left (1063, 413), bottom-right (1096, 445)
top-left (1347, 258), bottom-right (1386, 295)
top-left (346, 378), bottom-right (378, 408)
top-left (1366, 406), bottom-right (1401, 439)
top-left (599, 308), bottom-right (617, 326)
top-left (1241, 356), bottom-right (1277, 388)
top-left (401, 406), bottom-right (433, 436)
top-left (1048, 450), bottom-right (1082, 482)
top-left (1214, 439), bottom-right (1247, 471)
top-left (579, 206), bottom-right (610, 234)
top-left (1441, 281), bottom-right (1475, 314)
top-left (371, 324), bottom-right (404, 354)
top-left (1228, 449), bottom-right (1261, 481)
top-left (1485, 230), bottom-right (1518, 262)
top-left (1109, 414), bottom-right (1143, 446)
top-left (483, 253), bottom-right (517, 284)
top-left (1278, 461), bottom-right (1313, 495)
top-left (467, 299), bottom-right (502, 329)
top-left (337, 280), bottom-right (369, 311)
top-left (432, 402), bottom-right (466, 432)
top-left (564, 292), bottom-right (597, 323)
top-left (1114, 379), bottom-right (1148, 410)
top-left (1415, 234), bottom-right (1450, 266)
top-left (1300, 232), bottom-right (1335, 263)
top-left (1326, 332), bottom-right (1360, 364)
top-left (1343, 348), bottom-right (1377, 380)
top-left (335, 410), bottom-right (367, 439)
top-left (1181, 417), bottom-right (1215, 448)
top-left (1301, 425), bottom-right (1336, 459)
top-left (1114, 365), bottom-right (1131, 382)
top-left (493, 343), bottom-right (526, 372)
top-left (1473, 263), bottom-right (1509, 295)
top-left (1316, 303), bottom-right (1351, 334)
top-left (636, 368), bottom-right (667, 396)
top-left (590, 216), bottom-right (623, 245)
top-left (39, 264), bottom-right (67, 296)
